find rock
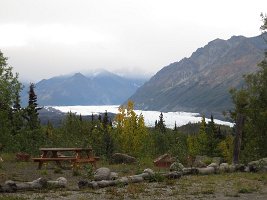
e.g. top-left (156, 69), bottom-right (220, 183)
top-left (164, 171), bottom-right (182, 179)
top-left (78, 180), bottom-right (89, 189)
top-left (94, 167), bottom-right (111, 181)
top-left (229, 164), bottom-right (236, 173)
top-left (116, 177), bottom-right (129, 185)
top-left (198, 167), bottom-right (215, 175)
top-left (90, 181), bottom-right (99, 189)
top-left (244, 166), bottom-right (250, 172)
top-left (208, 163), bottom-right (219, 169)
top-left (207, 163), bottom-right (219, 173)
top-left (182, 167), bottom-right (198, 175)
top-left (16, 178), bottom-right (48, 190)
top-left (1, 177), bottom-right (68, 192)
top-left (153, 154), bottom-right (175, 168)
top-left (98, 180), bottom-right (116, 188)
top-left (111, 153), bottom-right (137, 164)
top-left (193, 155), bottom-right (211, 167)
top-left (143, 168), bottom-right (155, 176)
top-left (234, 164), bottom-right (245, 172)
top-left (170, 162), bottom-right (184, 172)
top-left (128, 175), bottom-right (144, 183)
top-left (47, 177), bottom-right (67, 188)
top-left (219, 163), bottom-right (230, 173)
top-left (110, 172), bottom-right (118, 180)
top-left (0, 180), bottom-right (17, 193)
top-left (248, 158), bottom-right (267, 172)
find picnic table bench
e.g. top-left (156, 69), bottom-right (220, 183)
top-left (32, 147), bottom-right (99, 169)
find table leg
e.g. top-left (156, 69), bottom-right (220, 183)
top-left (38, 161), bottom-right (43, 169)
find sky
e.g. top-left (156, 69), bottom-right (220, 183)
top-left (0, 0), bottom-right (266, 81)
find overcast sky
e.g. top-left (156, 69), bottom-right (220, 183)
top-left (0, 0), bottom-right (266, 81)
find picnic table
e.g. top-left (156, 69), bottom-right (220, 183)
top-left (32, 147), bottom-right (99, 169)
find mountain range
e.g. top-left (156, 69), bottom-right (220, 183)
top-left (21, 70), bottom-right (147, 106)
top-left (127, 34), bottom-right (267, 118)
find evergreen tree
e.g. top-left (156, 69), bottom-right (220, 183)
top-left (174, 121), bottom-right (177, 131)
top-left (154, 112), bottom-right (168, 154)
top-left (25, 83), bottom-right (41, 130)
top-left (230, 14), bottom-right (267, 163)
top-left (156, 112), bottom-right (166, 133)
top-left (197, 116), bottom-right (208, 155)
top-left (206, 114), bottom-right (220, 156)
top-left (98, 114), bottom-right (102, 121)
top-left (187, 116), bottom-right (208, 157)
top-left (11, 90), bottom-right (24, 134)
top-left (102, 110), bottom-right (114, 158)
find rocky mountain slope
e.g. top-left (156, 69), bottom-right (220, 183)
top-left (21, 70), bottom-right (147, 106)
top-left (128, 34), bottom-right (267, 117)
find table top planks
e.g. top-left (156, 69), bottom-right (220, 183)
top-left (39, 147), bottom-right (92, 151)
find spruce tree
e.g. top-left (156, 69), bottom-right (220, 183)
top-left (230, 14), bottom-right (267, 162)
top-left (26, 83), bottom-right (41, 130)
top-left (157, 112), bottom-right (166, 133)
top-left (103, 111), bottom-right (114, 158)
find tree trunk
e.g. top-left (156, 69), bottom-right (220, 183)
top-left (233, 113), bottom-right (245, 164)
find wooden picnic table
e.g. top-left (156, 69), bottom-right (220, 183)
top-left (32, 147), bottom-right (99, 169)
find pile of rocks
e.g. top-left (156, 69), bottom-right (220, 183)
top-left (78, 167), bottom-right (182, 189)
top-left (170, 156), bottom-right (267, 176)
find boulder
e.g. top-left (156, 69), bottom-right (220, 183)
top-left (170, 162), bottom-right (184, 172)
top-left (248, 158), bottom-right (267, 172)
top-left (78, 180), bottom-right (89, 189)
top-left (116, 177), bottom-right (129, 185)
top-left (47, 177), bottom-right (67, 187)
top-left (208, 163), bottom-right (219, 169)
top-left (182, 167), bottom-right (199, 175)
top-left (143, 168), bottom-right (155, 176)
top-left (128, 175), bottom-right (144, 183)
top-left (16, 178), bottom-right (48, 190)
top-left (234, 164), bottom-right (245, 172)
top-left (94, 167), bottom-right (111, 181)
top-left (207, 163), bottom-right (219, 173)
top-left (219, 163), bottom-right (230, 173)
top-left (0, 180), bottom-right (17, 193)
top-left (163, 171), bottom-right (182, 179)
top-left (110, 172), bottom-right (118, 180)
top-left (198, 167), bottom-right (215, 175)
top-left (0, 177), bottom-right (68, 193)
top-left (110, 153), bottom-right (137, 164)
top-left (153, 154), bottom-right (175, 168)
top-left (97, 180), bottom-right (116, 188)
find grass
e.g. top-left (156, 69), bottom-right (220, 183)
top-left (0, 197), bottom-right (29, 200)
top-left (0, 153), bottom-right (267, 199)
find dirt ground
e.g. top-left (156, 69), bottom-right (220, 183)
top-left (0, 155), bottom-right (267, 200)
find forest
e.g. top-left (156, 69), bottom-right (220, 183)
top-left (0, 15), bottom-right (267, 166)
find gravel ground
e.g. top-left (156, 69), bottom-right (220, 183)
top-left (1, 157), bottom-right (267, 200)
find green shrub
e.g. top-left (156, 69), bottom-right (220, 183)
top-left (148, 172), bottom-right (165, 182)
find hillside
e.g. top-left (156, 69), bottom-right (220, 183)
top-left (128, 34), bottom-right (267, 118)
top-left (21, 70), bottom-right (147, 106)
